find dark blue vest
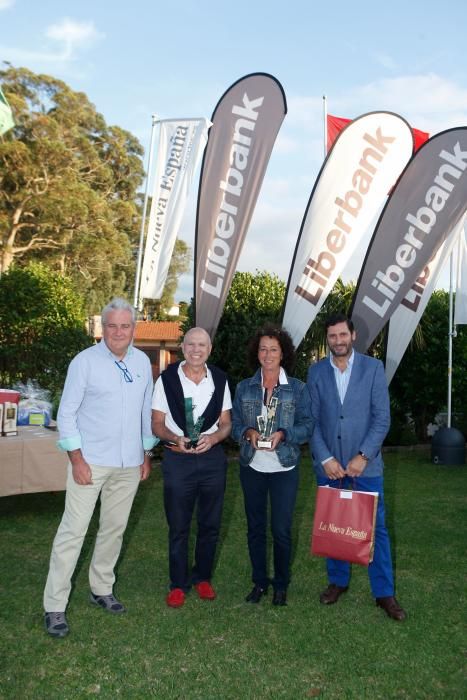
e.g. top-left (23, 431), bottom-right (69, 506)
top-left (160, 361), bottom-right (227, 436)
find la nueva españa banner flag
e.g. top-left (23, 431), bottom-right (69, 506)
top-left (282, 112), bottom-right (414, 349)
top-left (139, 118), bottom-right (210, 301)
top-left (350, 127), bottom-right (467, 353)
top-left (385, 218), bottom-right (463, 384)
top-left (194, 73), bottom-right (287, 339)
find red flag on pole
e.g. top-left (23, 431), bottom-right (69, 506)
top-left (327, 114), bottom-right (429, 153)
top-left (326, 115), bottom-right (351, 152)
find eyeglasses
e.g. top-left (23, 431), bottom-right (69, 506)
top-left (115, 360), bottom-right (133, 383)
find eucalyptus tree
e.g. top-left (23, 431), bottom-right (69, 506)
top-left (0, 66), bottom-right (144, 311)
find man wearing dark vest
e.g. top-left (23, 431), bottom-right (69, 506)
top-left (151, 327), bottom-right (232, 607)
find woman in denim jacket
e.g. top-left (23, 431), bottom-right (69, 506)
top-left (232, 324), bottom-right (314, 606)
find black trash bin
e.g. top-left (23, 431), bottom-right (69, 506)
top-left (431, 426), bottom-right (465, 465)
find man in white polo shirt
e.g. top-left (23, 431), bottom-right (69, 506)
top-left (43, 298), bottom-right (157, 638)
top-left (152, 327), bottom-right (231, 608)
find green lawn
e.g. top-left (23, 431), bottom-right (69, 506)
top-left (0, 451), bottom-right (466, 699)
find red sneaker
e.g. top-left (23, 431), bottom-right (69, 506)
top-left (194, 581), bottom-right (216, 600)
top-left (166, 588), bottom-right (185, 608)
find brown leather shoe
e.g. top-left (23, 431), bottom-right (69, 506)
top-left (319, 583), bottom-right (349, 605)
top-left (376, 596), bottom-right (407, 621)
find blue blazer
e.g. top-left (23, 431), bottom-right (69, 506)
top-left (306, 352), bottom-right (390, 478)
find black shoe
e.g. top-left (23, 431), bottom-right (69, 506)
top-left (245, 585), bottom-right (268, 603)
top-left (376, 596), bottom-right (407, 621)
top-left (272, 590), bottom-right (287, 606)
top-left (319, 584), bottom-right (349, 605)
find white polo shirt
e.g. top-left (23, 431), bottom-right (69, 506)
top-left (152, 361), bottom-right (232, 436)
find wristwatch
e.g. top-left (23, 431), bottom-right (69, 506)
top-left (358, 450), bottom-right (369, 462)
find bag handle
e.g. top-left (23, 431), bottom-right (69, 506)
top-left (336, 476), bottom-right (356, 490)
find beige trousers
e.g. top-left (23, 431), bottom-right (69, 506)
top-left (43, 463), bottom-right (141, 612)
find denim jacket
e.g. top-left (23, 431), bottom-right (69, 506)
top-left (232, 368), bottom-right (314, 469)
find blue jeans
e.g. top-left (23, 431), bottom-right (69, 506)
top-left (240, 465), bottom-right (299, 591)
top-left (316, 475), bottom-right (395, 598)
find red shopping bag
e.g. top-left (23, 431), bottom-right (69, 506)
top-left (311, 485), bottom-right (379, 565)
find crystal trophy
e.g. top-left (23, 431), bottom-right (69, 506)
top-left (184, 397), bottom-right (204, 448)
top-left (257, 396), bottom-right (278, 449)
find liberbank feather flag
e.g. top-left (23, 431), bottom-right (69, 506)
top-left (194, 73), bottom-right (287, 338)
top-left (282, 112), bottom-right (414, 348)
top-left (139, 118), bottom-right (210, 301)
top-left (385, 218), bottom-right (464, 383)
top-left (351, 127), bottom-right (467, 353)
top-left (0, 86), bottom-right (14, 136)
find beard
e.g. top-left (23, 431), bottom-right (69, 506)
top-left (329, 341), bottom-right (352, 357)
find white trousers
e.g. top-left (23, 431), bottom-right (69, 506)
top-left (43, 464), bottom-right (141, 612)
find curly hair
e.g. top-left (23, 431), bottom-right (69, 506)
top-left (247, 323), bottom-right (296, 375)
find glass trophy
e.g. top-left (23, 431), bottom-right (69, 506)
top-left (257, 396), bottom-right (278, 449)
top-left (184, 397), bottom-right (204, 448)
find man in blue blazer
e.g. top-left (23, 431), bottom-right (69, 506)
top-left (307, 313), bottom-right (406, 621)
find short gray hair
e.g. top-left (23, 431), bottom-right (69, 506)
top-left (101, 298), bottom-right (136, 325)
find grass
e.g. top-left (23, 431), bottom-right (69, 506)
top-left (0, 450), bottom-right (466, 699)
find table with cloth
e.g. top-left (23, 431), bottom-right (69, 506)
top-left (0, 425), bottom-right (67, 497)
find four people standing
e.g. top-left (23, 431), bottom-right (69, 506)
top-left (232, 325), bottom-right (313, 606)
top-left (44, 302), bottom-right (406, 632)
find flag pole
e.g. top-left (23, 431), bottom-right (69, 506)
top-left (447, 251), bottom-right (455, 428)
top-left (322, 95), bottom-right (327, 159)
top-left (447, 228), bottom-right (464, 427)
top-left (133, 114), bottom-right (159, 310)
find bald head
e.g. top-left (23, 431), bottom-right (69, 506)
top-left (183, 327), bottom-right (211, 346)
top-left (181, 327), bottom-right (212, 369)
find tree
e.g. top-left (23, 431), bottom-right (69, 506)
top-left (0, 262), bottom-right (92, 403)
top-left (0, 66), bottom-right (145, 312)
top-left (389, 290), bottom-right (467, 441)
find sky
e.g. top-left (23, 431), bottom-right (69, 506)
top-left (1, 0), bottom-right (467, 301)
